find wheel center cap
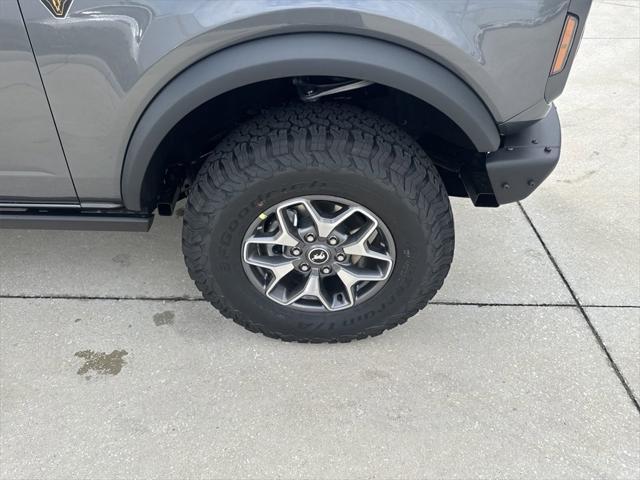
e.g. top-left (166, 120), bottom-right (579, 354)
top-left (307, 247), bottom-right (330, 265)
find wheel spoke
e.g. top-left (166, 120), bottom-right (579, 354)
top-left (244, 206), bottom-right (300, 248)
top-left (244, 231), bottom-right (296, 248)
top-left (301, 200), bottom-right (360, 238)
top-left (243, 253), bottom-right (296, 296)
top-left (286, 271), bottom-right (332, 310)
top-left (265, 262), bottom-right (296, 295)
top-left (244, 253), bottom-right (293, 270)
top-left (342, 221), bottom-right (393, 265)
top-left (336, 265), bottom-right (386, 306)
top-left (341, 221), bottom-right (376, 255)
top-left (275, 205), bottom-right (301, 246)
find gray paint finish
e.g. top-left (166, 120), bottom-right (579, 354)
top-left (18, 0), bottom-right (570, 203)
top-left (121, 33), bottom-right (503, 210)
top-left (0, 1), bottom-right (76, 203)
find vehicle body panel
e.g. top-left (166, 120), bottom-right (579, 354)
top-left (18, 0), bottom-right (570, 204)
top-left (122, 33), bottom-right (504, 211)
top-left (0, 0), bottom-right (77, 204)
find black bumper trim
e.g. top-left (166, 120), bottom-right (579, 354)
top-left (485, 106), bottom-right (561, 205)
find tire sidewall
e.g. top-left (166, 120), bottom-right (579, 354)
top-left (205, 168), bottom-right (437, 340)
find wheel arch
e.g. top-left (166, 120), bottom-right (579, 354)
top-left (121, 33), bottom-right (501, 212)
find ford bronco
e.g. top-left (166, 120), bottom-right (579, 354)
top-left (0, 0), bottom-right (591, 342)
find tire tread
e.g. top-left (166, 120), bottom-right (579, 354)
top-left (182, 102), bottom-right (454, 342)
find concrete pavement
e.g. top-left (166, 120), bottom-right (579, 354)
top-left (1, 1), bottom-right (639, 478)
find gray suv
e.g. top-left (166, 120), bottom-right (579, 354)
top-left (0, 0), bottom-right (591, 342)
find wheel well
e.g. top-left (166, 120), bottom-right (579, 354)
top-left (123, 33), bottom-right (501, 212)
top-left (146, 77), bottom-right (478, 214)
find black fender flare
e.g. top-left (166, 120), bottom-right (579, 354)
top-left (122, 33), bottom-right (500, 211)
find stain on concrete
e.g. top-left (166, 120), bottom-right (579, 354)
top-left (153, 310), bottom-right (175, 326)
top-left (175, 207), bottom-right (185, 217)
top-left (74, 318), bottom-right (82, 323)
top-left (74, 350), bottom-right (128, 376)
top-left (112, 253), bottom-right (131, 266)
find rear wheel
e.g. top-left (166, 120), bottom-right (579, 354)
top-left (182, 102), bottom-right (454, 342)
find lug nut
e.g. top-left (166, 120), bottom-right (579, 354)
top-left (321, 266), bottom-right (332, 274)
top-left (299, 263), bottom-right (310, 272)
top-left (291, 247), bottom-right (302, 256)
top-left (328, 236), bottom-right (339, 246)
top-left (335, 253), bottom-right (346, 262)
top-left (304, 233), bottom-right (316, 243)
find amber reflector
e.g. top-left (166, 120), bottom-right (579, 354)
top-left (550, 15), bottom-right (578, 75)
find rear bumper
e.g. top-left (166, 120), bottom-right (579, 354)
top-left (486, 105), bottom-right (561, 204)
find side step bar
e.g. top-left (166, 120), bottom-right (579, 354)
top-left (0, 212), bottom-right (153, 232)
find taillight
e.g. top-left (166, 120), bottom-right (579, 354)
top-left (550, 14), bottom-right (579, 76)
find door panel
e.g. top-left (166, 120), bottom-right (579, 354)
top-left (0, 1), bottom-right (77, 203)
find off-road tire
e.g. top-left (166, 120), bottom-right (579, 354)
top-left (182, 102), bottom-right (454, 342)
